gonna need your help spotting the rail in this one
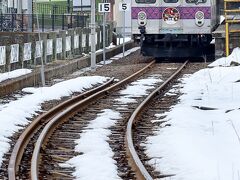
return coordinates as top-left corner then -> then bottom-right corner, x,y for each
8,77 -> 115,180
8,60 -> 155,180
126,61 -> 188,179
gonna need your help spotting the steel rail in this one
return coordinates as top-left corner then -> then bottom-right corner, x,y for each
8,78 -> 115,180
126,61 -> 188,180
29,60 -> 155,180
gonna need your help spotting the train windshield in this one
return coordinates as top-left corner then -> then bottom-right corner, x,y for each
135,0 -> 156,3
164,0 -> 178,2
186,0 -> 206,3
164,0 -> 178,3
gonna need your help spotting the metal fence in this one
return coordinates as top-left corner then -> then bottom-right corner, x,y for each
35,3 -> 71,15
0,13 -> 90,32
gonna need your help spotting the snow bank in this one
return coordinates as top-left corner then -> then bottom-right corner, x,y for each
0,69 -> 32,83
146,59 -> 240,179
0,76 -> 108,167
209,47 -> 240,67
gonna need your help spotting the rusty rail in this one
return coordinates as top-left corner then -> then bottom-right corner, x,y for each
30,60 -> 155,180
8,78 -> 115,180
8,60 -> 155,180
126,61 -> 188,180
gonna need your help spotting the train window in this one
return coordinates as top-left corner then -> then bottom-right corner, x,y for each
135,0 -> 156,3
164,0 -> 178,3
186,0 -> 206,4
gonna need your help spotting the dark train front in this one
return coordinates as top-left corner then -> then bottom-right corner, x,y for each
131,0 -> 220,58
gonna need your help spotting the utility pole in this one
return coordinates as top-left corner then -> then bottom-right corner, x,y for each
34,0 -> 46,86
90,0 -> 96,71
103,0 -> 106,64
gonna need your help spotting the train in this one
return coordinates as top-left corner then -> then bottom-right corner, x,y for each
131,0 -> 221,58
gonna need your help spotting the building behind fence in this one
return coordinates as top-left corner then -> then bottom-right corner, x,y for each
0,13 -> 90,32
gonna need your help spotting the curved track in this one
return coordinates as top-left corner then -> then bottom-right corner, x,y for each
8,60 -> 191,180
8,60 -> 155,180
125,61 -> 188,179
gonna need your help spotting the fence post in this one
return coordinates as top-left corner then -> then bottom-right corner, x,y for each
42,13 -> 44,32
52,14 -> 55,31
49,31 -> 57,61
62,14 -> 64,30
77,14 -> 80,27
86,28 -> 90,53
21,12 -> 24,31
70,13 -> 73,28
0,13 -> 3,31
68,28 -> 74,59
79,28 -> 83,55
6,45 -> 11,72
32,13 -> 34,32
11,14 -> 14,31
59,30 -> 66,60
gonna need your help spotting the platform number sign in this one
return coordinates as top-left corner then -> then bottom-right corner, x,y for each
98,3 -> 111,13
119,2 -> 130,11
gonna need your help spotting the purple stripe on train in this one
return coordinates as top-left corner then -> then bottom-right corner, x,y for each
132,7 -> 211,19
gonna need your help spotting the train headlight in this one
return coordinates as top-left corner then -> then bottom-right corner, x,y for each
138,11 -> 147,26
195,11 -> 204,27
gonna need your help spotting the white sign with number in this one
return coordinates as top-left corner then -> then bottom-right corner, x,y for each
46,39 -> 53,55
66,36 -> 71,52
35,41 -> 43,58
74,35 -> 79,49
119,2 -> 130,11
56,38 -> 62,54
82,34 -> 86,48
24,43 -> 31,61
0,46 -> 6,65
98,3 -> 111,13
10,44 -> 19,63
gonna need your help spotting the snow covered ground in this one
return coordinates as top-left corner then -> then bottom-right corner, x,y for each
61,75 -> 162,180
0,47 -> 139,169
1,45 -> 240,179
146,48 -> 240,180
0,76 -> 108,166
0,69 -> 32,83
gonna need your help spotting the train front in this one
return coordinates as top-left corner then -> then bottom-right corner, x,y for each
131,0 -> 218,58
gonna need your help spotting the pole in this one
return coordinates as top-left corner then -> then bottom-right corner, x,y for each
35,0 -> 46,86
90,0 -> 96,71
103,12 -> 106,64
122,10 -> 125,57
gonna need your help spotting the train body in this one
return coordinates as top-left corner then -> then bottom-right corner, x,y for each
131,0 -> 220,57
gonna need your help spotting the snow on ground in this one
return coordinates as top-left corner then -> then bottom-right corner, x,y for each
116,75 -> 162,104
146,48 -> 240,180
0,69 -> 32,83
62,109 -> 122,180
62,75 -> 163,179
0,76 -> 108,167
2,43 -> 240,179
209,47 -> 240,67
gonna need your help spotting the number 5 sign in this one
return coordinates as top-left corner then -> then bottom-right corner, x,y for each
119,2 -> 130,11
98,3 -> 111,13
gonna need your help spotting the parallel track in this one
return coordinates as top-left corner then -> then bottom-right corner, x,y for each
8,60 -> 155,180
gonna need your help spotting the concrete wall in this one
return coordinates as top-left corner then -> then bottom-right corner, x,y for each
0,40 -> 135,97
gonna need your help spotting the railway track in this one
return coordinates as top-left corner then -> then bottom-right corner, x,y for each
6,60 -> 199,180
